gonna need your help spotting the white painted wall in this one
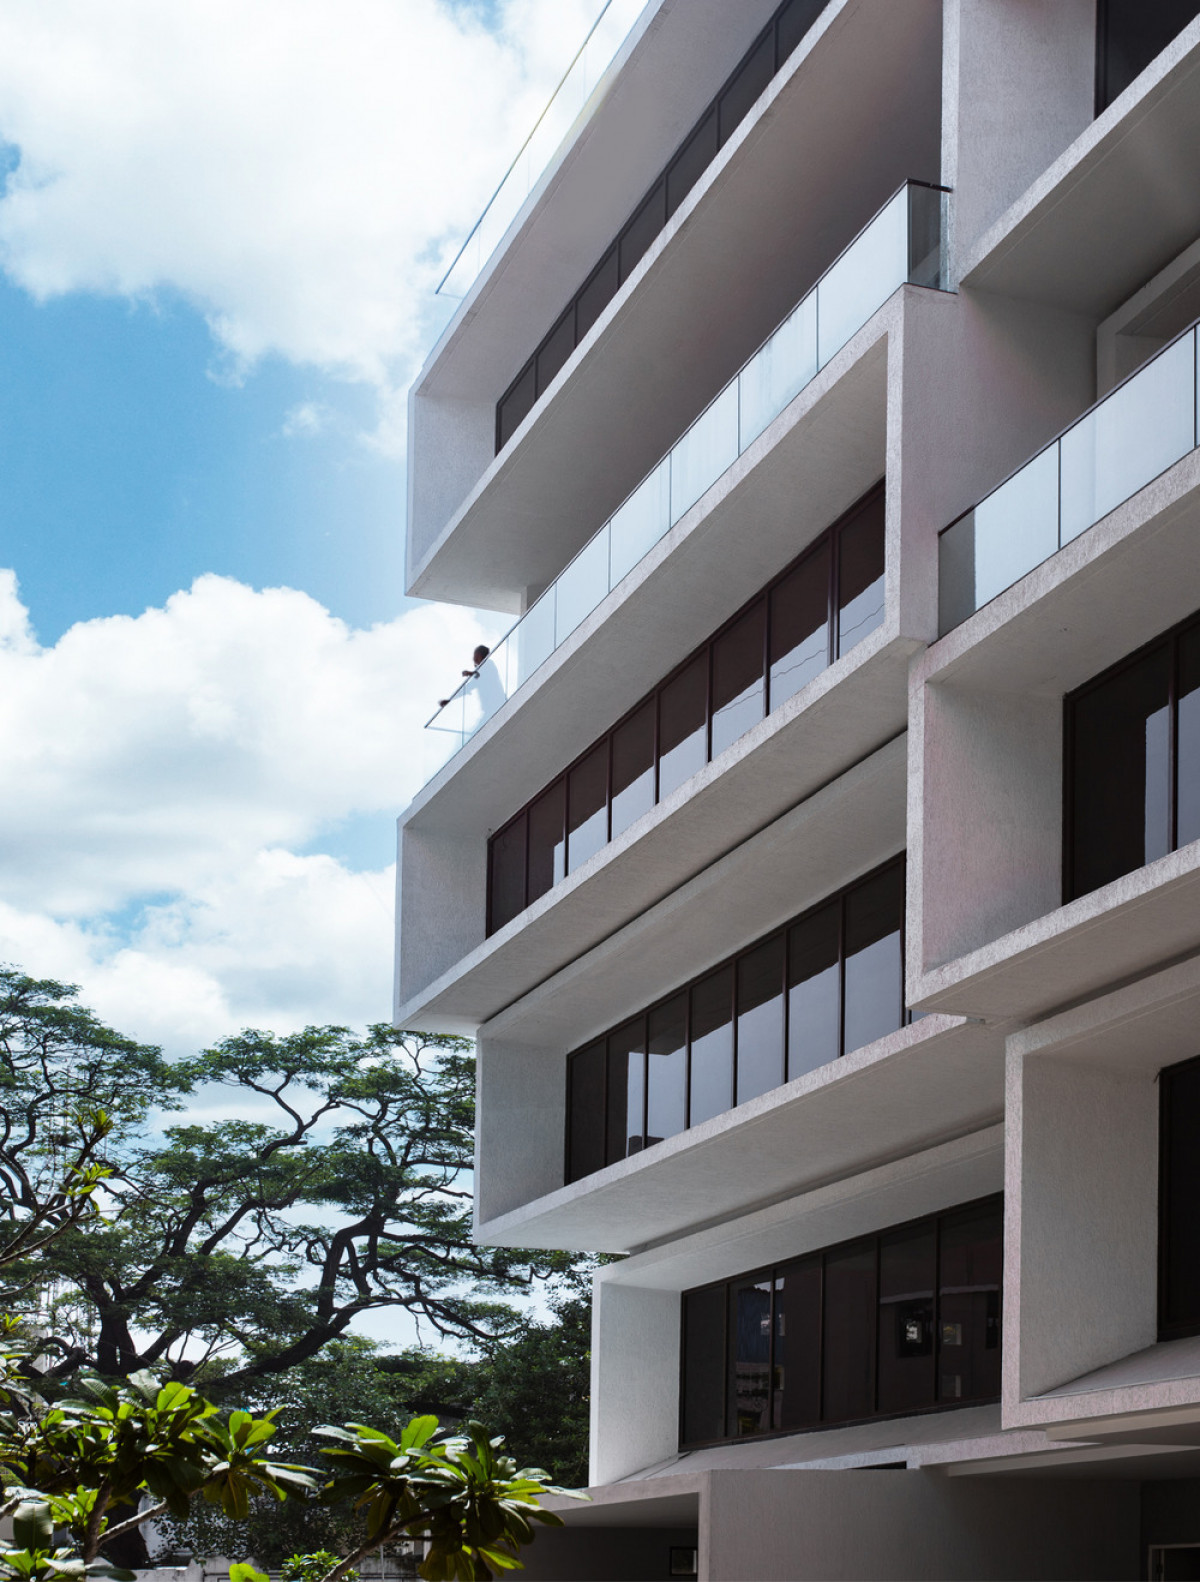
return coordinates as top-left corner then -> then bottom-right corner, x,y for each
590,1282 -> 681,1485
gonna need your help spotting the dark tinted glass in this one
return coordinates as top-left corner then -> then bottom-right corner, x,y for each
773,1256 -> 821,1430
822,1240 -> 876,1423
681,1286 -> 726,1445
877,1222 -> 935,1415
576,246 -> 619,341
843,865 -> 903,1055
1070,645 -> 1171,898
1177,627 -> 1200,848
689,968 -> 734,1126
1161,1058 -> 1200,1332
736,936 -> 784,1104
567,743 -> 608,874
606,1019 -> 646,1165
497,361 -> 536,450
526,780 -> 566,904
769,542 -> 829,709
1097,0 -> 1200,112
728,1278 -> 773,1437
938,1201 -> 1002,1402
666,107 -> 718,219
646,993 -> 688,1145
658,654 -> 708,799
836,491 -> 886,657
488,816 -> 527,933
567,1041 -> 606,1182
711,602 -> 766,757
718,30 -> 774,146
611,699 -> 656,838
536,306 -> 576,397
777,0 -> 829,62
787,901 -> 840,1078
619,178 -> 666,284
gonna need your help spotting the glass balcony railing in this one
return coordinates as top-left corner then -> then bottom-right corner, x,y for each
425,180 -> 949,783
939,323 -> 1200,635
437,0 -> 647,301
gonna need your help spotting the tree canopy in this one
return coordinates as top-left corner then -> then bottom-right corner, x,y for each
0,968 -> 572,1390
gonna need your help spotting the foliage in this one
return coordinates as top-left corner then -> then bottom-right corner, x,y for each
0,969 -> 573,1387
0,1335 -> 574,1582
0,968 -> 177,1302
283,1553 -> 356,1582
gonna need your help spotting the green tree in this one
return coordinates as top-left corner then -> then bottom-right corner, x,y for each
0,970 -> 570,1388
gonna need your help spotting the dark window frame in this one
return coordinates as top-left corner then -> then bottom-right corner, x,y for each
678,1194 -> 1003,1450
494,0 -> 834,454
1094,0 -> 1200,117
487,482 -> 885,934
564,853 -> 907,1184
1063,606 -> 1200,904
1159,1052 -> 1200,1341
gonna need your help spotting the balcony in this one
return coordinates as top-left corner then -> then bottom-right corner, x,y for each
938,319 -> 1200,635
425,180 -> 947,786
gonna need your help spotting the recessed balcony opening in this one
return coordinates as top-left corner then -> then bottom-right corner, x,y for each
1065,608 -> 1200,903
487,485 -> 885,936
565,857 -> 906,1184
679,1195 -> 1001,1449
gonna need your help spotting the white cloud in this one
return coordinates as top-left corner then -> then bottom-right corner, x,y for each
0,570 -> 499,1049
0,0 -> 608,435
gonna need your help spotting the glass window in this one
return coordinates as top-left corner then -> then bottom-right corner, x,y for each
836,491 -> 886,657
606,1019 -> 646,1165
611,699 -> 656,839
1160,1057 -> 1200,1335
567,743 -> 608,874
822,1239 -> 876,1424
619,178 -> 666,284
938,1201 -> 1002,1403
1069,645 -> 1172,899
787,901 -> 840,1079
843,865 -> 904,1055
576,247 -> 619,341
646,993 -> 688,1145
689,968 -> 734,1127
728,1277 -> 774,1437
488,816 -> 527,934
711,602 -> 766,758
769,542 -> 829,710
772,1256 -> 821,1431
567,1041 -> 606,1182
1176,626 -> 1200,849
658,654 -> 708,800
526,780 -> 566,905
777,0 -> 829,63
536,306 -> 576,397
666,107 -> 718,220
1097,0 -> 1200,113
497,360 -> 536,451
736,935 -> 785,1105
877,1222 -> 936,1416
682,1286 -> 726,1445
718,29 -> 774,147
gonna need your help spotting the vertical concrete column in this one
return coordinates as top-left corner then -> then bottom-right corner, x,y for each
590,1279 -> 680,1484
474,1033 -> 565,1227
942,0 -> 1095,276
1008,1047 -> 1158,1403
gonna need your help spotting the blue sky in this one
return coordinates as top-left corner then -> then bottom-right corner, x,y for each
0,0 -> 607,1056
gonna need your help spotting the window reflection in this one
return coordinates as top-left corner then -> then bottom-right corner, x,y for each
565,858 -> 905,1183
1066,611 -> 1200,901
681,1197 -> 1003,1448
488,484 -> 885,933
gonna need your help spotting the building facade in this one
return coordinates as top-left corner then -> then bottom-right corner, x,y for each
396,2 -> 1200,1576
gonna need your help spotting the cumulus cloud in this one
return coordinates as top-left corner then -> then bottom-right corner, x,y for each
0,570 -> 497,1048
0,0 -> 607,423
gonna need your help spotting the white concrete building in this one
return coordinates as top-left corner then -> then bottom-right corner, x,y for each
396,2 -> 1200,1575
